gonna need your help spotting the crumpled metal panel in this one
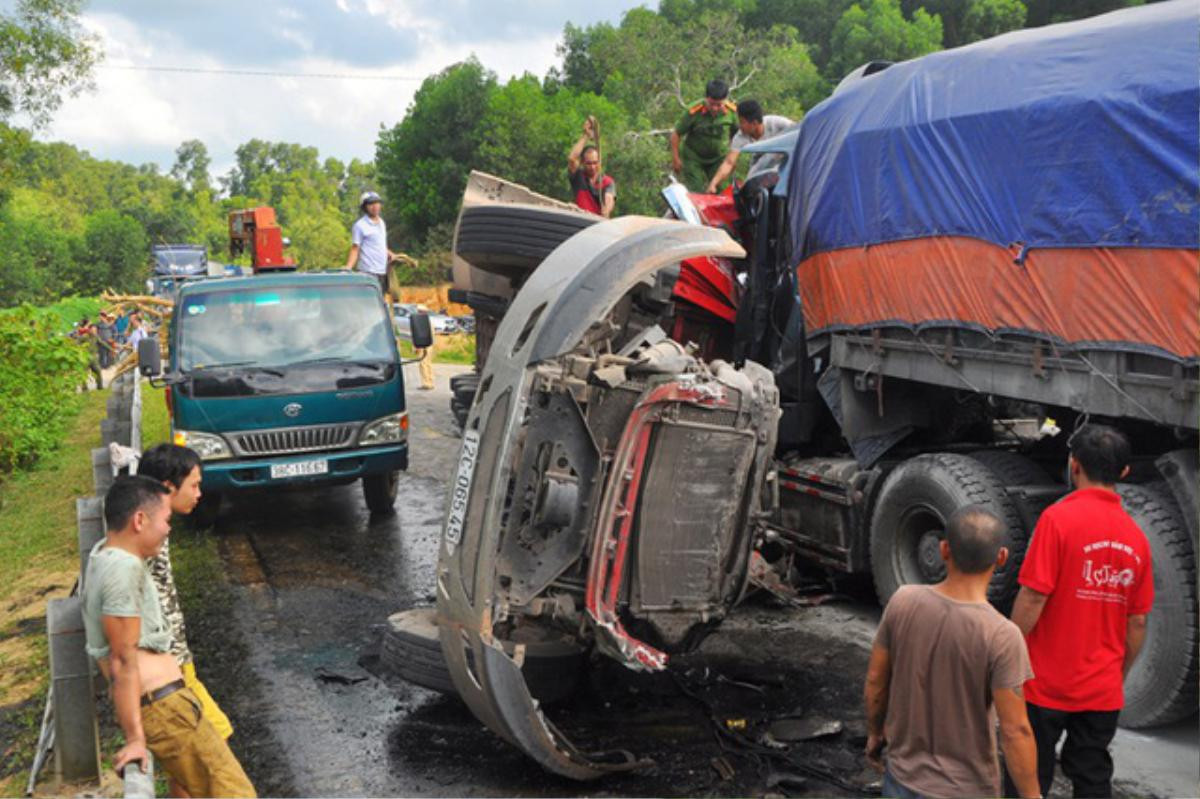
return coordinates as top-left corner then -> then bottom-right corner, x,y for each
436,217 -> 745,779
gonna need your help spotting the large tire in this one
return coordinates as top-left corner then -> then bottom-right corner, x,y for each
363,471 -> 399,516
455,205 -> 598,281
1117,483 -> 1198,728
870,453 -> 1026,609
381,607 -> 585,704
968,449 -> 1055,486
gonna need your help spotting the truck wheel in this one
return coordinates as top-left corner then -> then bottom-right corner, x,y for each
363,471 -> 399,516
968,449 -> 1054,486
870,453 -> 1025,608
455,205 -> 598,279
189,491 -> 222,529
1117,483 -> 1198,728
382,608 -> 585,704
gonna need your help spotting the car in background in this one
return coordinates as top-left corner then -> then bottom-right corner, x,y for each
394,303 -> 458,337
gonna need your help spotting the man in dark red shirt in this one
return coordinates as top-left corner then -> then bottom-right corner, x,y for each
567,118 -> 615,217
1009,424 -> 1152,798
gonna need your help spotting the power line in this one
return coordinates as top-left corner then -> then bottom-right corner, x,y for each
98,64 -> 423,81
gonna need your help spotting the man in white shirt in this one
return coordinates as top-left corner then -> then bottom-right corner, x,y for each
346,191 -> 401,302
705,100 -> 795,193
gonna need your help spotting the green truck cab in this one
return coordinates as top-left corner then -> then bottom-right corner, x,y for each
138,271 -> 431,523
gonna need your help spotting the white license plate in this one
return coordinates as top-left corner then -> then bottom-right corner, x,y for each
445,429 -> 480,547
270,459 -> 329,479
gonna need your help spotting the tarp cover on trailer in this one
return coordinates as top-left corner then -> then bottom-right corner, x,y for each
786,0 -> 1200,361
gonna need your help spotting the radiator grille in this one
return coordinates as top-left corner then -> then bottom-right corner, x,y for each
230,422 -> 359,457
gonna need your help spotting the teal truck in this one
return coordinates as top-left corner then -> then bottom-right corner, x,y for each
138,271 -> 432,523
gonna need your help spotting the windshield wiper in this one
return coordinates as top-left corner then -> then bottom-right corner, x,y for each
195,361 -> 284,377
287,357 -> 387,369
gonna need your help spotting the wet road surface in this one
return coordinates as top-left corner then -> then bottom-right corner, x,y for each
193,363 -> 1197,798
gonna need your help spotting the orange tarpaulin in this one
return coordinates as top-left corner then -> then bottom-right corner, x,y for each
797,237 -> 1199,361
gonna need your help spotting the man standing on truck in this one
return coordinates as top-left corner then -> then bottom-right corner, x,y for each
346,191 -> 402,303
567,118 -> 615,217
864,506 -> 1041,799
1009,425 -> 1152,799
82,476 -> 255,798
138,443 -> 236,798
704,100 -> 794,194
670,79 -> 739,193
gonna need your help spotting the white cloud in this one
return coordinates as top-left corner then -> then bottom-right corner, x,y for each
33,2 -> 625,180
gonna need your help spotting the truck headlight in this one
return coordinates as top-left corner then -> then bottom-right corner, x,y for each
172,430 -> 232,460
358,412 -> 408,446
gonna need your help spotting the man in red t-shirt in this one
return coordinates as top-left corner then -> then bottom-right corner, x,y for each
567,118 -> 615,217
1009,424 -> 1153,798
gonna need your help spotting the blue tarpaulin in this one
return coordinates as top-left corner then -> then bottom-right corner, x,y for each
788,0 -> 1200,260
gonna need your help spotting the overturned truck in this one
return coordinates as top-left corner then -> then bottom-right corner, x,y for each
401,1 -> 1199,779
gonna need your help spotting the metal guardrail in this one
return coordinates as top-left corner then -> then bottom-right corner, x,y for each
29,372 -> 149,796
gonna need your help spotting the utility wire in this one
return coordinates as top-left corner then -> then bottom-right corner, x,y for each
98,64 -> 422,81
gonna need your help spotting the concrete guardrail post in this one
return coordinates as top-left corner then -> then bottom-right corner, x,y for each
46,597 -> 101,784
91,448 -> 114,496
76,497 -> 105,586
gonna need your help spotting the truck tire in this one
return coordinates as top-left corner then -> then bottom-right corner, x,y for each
455,205 -> 598,280
1117,483 -> 1198,728
363,471 -> 399,516
968,449 -> 1055,486
382,607 -> 585,704
870,453 -> 1025,609
189,491 -> 222,529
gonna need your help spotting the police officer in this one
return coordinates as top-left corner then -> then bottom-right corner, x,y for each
670,79 -> 739,193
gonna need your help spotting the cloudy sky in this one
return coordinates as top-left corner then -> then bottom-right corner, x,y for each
30,1 -> 648,178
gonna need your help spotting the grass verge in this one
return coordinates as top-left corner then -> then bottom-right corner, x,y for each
0,387 -> 109,796
398,332 -> 475,365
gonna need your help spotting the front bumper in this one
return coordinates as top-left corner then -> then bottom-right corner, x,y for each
198,443 -> 408,491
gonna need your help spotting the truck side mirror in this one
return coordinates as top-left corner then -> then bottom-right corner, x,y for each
410,313 -> 434,350
137,337 -> 162,377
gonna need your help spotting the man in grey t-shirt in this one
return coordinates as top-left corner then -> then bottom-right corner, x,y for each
705,99 -> 794,193
863,505 -> 1042,799
346,191 -> 401,302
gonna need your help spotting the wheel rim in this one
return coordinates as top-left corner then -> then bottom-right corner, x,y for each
894,504 -> 947,584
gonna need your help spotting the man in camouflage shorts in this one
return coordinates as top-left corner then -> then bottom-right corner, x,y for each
139,444 -> 236,796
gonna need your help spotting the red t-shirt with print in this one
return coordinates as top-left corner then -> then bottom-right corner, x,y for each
1019,488 -> 1154,711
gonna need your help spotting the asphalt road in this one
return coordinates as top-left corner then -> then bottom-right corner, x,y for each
195,362 -> 1198,799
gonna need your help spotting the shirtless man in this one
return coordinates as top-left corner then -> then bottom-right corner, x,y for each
82,475 -> 255,797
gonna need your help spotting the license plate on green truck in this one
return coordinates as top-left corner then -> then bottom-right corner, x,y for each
270,459 -> 329,479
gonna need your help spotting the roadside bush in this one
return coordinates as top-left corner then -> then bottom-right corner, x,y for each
0,305 -> 92,472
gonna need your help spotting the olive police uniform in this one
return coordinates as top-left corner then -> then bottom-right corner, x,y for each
674,99 -> 738,192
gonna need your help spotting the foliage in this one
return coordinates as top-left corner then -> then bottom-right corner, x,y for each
829,0 -> 944,79
0,0 -> 99,128
80,209 -> 148,295
375,59 -> 497,243
961,0 -> 1027,42
0,305 -> 91,471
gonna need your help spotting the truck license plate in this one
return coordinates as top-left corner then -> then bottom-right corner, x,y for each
445,429 -> 480,547
270,459 -> 329,479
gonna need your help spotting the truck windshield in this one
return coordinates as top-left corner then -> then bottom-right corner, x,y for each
178,284 -> 394,372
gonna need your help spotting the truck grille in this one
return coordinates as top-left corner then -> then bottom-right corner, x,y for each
229,422 -> 360,457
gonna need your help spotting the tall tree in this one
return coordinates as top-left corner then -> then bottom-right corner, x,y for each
375,58 -> 497,243
80,209 -> 147,294
828,0 -> 943,80
0,0 -> 99,128
961,0 -> 1026,42
171,139 -> 212,194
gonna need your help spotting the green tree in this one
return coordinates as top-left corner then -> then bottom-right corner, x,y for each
961,0 -> 1026,42
1024,0 -> 1142,27
0,0 -> 99,127
375,58 -> 497,244
744,0 -> 856,72
828,0 -> 943,80
80,209 -> 147,294
171,139 -> 212,194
